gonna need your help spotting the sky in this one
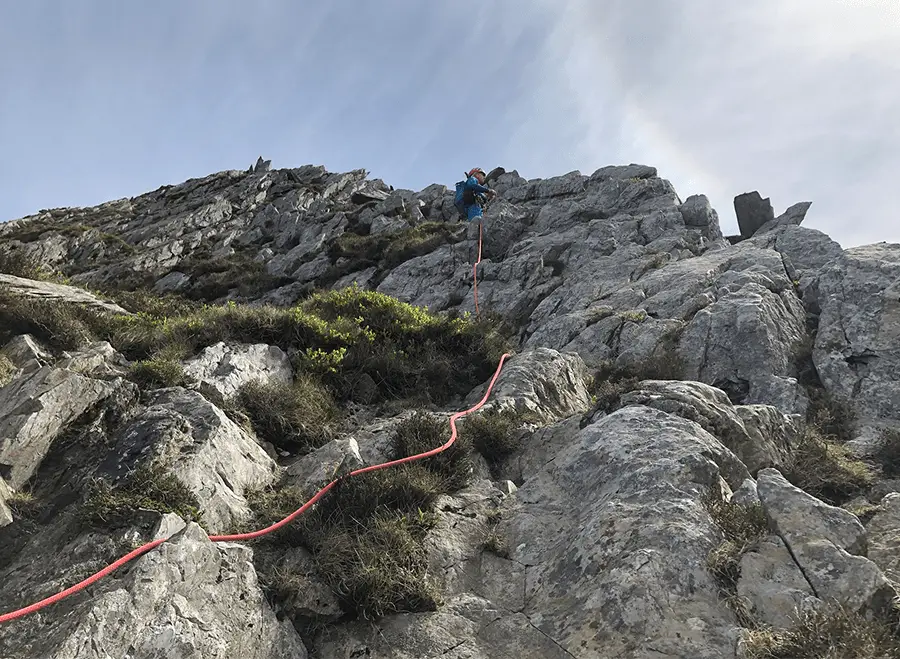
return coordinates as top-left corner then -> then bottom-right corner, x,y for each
1,1 -> 898,248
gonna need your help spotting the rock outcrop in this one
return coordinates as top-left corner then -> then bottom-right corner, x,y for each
1,158 -> 898,658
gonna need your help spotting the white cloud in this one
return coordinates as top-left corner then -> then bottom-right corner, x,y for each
529,0 -> 900,246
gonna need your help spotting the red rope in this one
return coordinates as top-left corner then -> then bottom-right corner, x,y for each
473,220 -> 483,316
0,352 -> 512,623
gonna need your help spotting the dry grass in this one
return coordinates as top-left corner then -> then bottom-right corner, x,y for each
585,350 -> 686,417
323,222 -> 464,288
782,425 -> 876,506
0,353 -> 16,387
876,429 -> 900,478
80,463 -> 203,530
702,488 -> 770,601
246,464 -> 445,619
458,407 -> 536,474
236,376 -> 337,453
741,603 -> 900,659
391,411 -> 474,492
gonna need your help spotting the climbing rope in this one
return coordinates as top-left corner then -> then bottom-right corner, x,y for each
0,352 -> 511,624
473,220 -> 483,316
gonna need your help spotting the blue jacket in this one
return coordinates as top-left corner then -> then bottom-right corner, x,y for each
463,176 -> 491,220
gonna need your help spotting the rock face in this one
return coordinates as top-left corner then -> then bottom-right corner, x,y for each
182,342 -> 293,399
1,159 -> 899,658
467,347 -> 592,423
103,388 -> 279,534
814,243 -> 900,447
618,380 -> 798,474
0,363 -> 123,489
755,469 -> 896,616
4,520 -> 307,659
0,273 -> 129,315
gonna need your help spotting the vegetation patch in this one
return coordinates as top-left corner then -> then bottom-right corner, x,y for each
322,222 -> 464,288
0,353 -> 16,387
4,491 -> 43,523
127,357 -> 188,390
481,505 -> 510,558
391,411 -> 474,492
792,335 -> 857,443
236,376 -> 337,454
703,489 -> 770,596
0,219 -> 91,244
80,463 -> 203,530
459,407 -> 536,475
782,424 -> 876,506
0,248 -> 46,279
2,284 -> 510,406
741,604 -> 900,659
584,350 -> 686,418
246,464 -> 445,619
171,248 -> 293,302
0,287 -> 97,353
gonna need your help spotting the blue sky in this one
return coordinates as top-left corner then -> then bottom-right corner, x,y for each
2,1 -> 898,247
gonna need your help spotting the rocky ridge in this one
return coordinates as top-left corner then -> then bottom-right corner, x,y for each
0,158 -> 898,658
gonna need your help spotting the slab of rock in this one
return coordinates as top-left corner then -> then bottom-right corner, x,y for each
737,535 -> 819,628
105,388 -> 279,533
0,273 -> 129,315
814,243 -> 900,439
284,438 -> 364,495
0,366 -> 122,489
55,341 -> 128,379
7,523 -> 307,659
680,277 -> 807,413
757,468 -> 897,615
755,201 -> 812,236
182,341 -> 293,400
465,348 -> 591,423
618,380 -> 797,474
867,493 -> 900,585
503,407 -> 750,657
680,194 -> 724,242
734,191 -> 774,239
0,477 -> 12,527
1,334 -> 53,372
731,477 -> 760,506
757,468 -> 867,554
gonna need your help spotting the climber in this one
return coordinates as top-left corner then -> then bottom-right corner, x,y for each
454,168 -> 497,222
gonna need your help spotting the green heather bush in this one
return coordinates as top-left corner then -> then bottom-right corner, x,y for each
1,284 -> 511,405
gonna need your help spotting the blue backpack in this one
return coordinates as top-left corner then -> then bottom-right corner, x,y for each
454,175 -> 477,219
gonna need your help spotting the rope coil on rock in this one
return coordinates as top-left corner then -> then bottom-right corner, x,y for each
0,352 -> 511,624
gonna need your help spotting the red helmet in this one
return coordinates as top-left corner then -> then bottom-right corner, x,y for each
467,167 -> 486,179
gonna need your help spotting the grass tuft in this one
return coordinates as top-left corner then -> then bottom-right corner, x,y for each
702,488 -> 770,601
80,463 -> 203,530
246,464 -> 444,619
741,603 -> 900,659
782,425 -> 875,506
391,411 -> 474,492
236,376 -> 337,453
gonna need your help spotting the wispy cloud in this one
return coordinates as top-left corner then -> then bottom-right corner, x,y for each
1,1 -> 897,248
